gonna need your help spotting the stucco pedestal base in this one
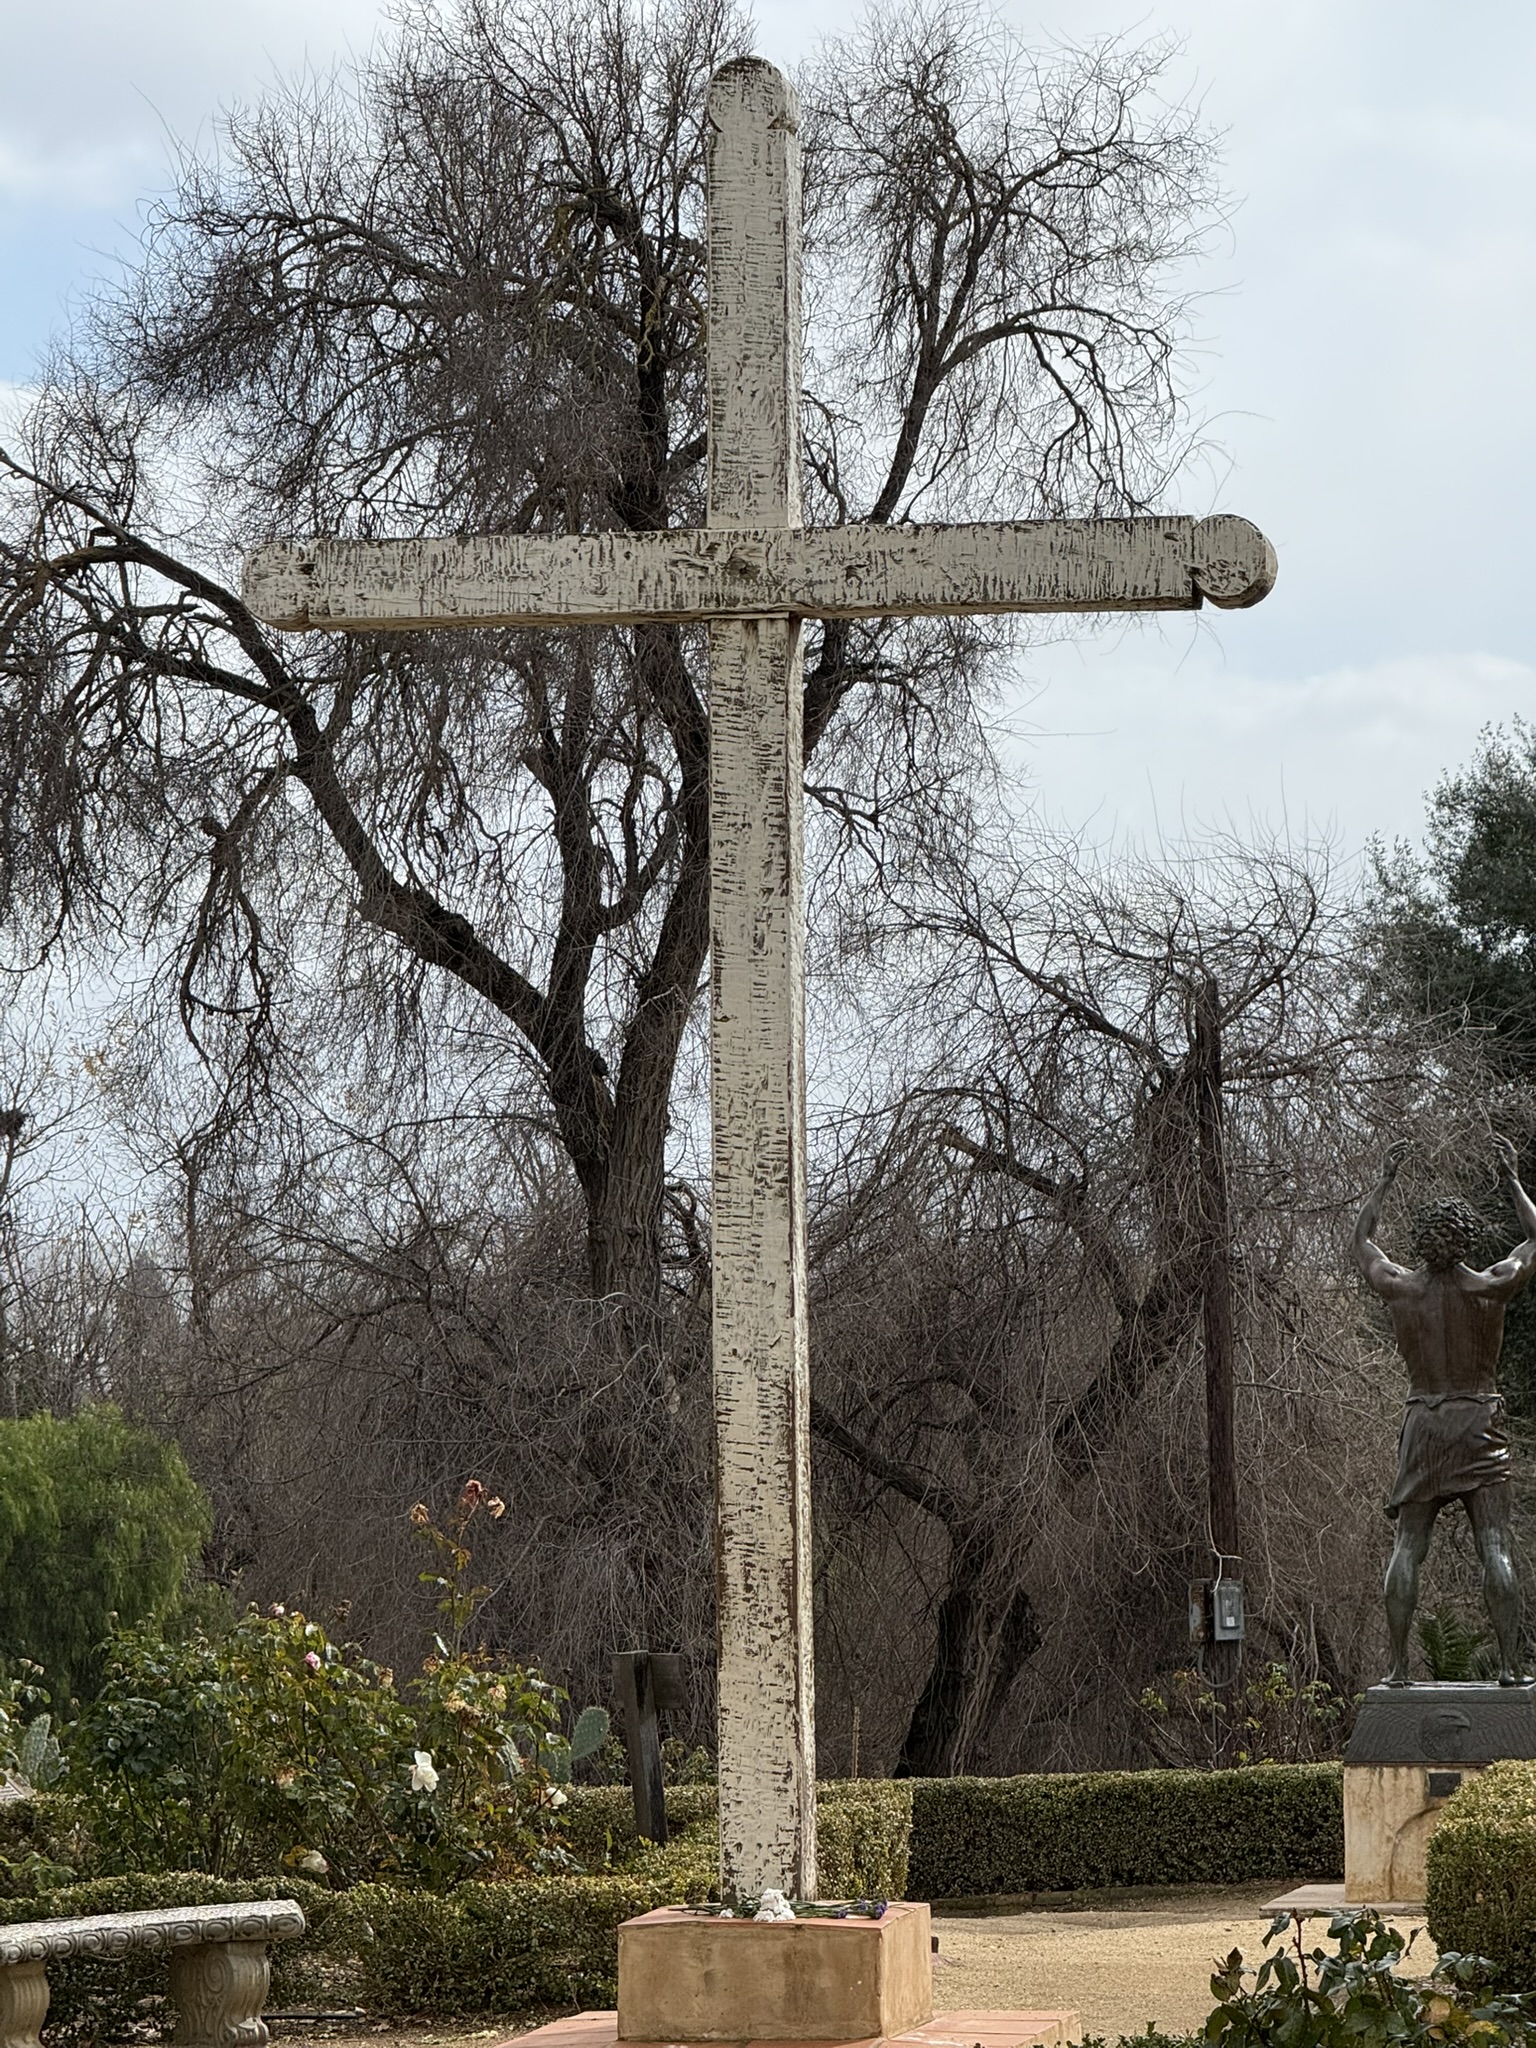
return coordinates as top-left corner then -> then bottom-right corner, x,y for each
617,1906 -> 933,2043
1343,1764 -> 1480,1905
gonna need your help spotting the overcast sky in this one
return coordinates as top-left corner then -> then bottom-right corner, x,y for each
3,0 -> 1532,861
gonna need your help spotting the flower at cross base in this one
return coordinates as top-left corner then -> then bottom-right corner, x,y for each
410,1750 -> 439,1793
297,1849 -> 329,1875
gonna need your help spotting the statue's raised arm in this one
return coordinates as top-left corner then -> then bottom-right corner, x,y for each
1354,1140 -> 1413,1297
1471,1136 -> 1536,1301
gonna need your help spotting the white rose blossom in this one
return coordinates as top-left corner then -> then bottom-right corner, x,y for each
409,1750 -> 439,1793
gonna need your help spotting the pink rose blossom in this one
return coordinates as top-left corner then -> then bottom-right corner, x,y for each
304,1651 -> 321,1671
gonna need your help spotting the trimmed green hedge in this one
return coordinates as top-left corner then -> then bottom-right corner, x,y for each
818,1779 -> 912,1899
561,1784 -> 718,1869
906,1764 -> 1344,1897
562,1780 -> 910,1898
344,1842 -> 716,2015
1427,1760 -> 1536,1988
0,1788 -> 913,2035
0,1873 -> 338,2044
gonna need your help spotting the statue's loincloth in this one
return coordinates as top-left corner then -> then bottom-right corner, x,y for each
1386,1391 -> 1511,1516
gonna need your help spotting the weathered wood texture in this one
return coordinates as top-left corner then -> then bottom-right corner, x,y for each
235,47 -> 1279,1915
614,1654 -> 671,1851
705,57 -> 817,1907
244,515 -> 1275,632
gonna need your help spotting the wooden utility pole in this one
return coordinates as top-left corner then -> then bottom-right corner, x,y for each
1194,974 -> 1241,1687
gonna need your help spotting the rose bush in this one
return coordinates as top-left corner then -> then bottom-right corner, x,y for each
71,1607 -> 575,1887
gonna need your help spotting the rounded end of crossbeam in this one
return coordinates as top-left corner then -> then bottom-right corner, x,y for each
243,543 -> 315,631
707,57 -> 800,132
1192,515 -> 1277,609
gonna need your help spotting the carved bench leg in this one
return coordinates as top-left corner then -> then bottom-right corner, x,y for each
169,1941 -> 273,2048
0,1960 -> 49,2048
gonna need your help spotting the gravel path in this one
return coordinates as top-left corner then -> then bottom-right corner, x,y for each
931,1888 -> 1436,2041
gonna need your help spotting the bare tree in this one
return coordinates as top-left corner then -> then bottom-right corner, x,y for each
0,0 -> 1218,1327
0,830 -> 1512,1767
809,828 -> 1421,1774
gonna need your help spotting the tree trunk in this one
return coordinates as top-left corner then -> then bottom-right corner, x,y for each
585,1122 -> 667,1317
894,1526 -> 1040,1775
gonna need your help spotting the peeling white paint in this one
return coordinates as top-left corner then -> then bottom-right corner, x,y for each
705,58 -> 816,1907
238,52 -> 1277,1910
244,515 -> 1276,632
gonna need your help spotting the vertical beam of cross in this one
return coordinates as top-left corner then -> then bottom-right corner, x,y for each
705,58 -> 817,1905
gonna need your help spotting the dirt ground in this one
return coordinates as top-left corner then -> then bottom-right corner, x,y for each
268,1887 -> 1437,2048
928,1887 -> 1436,2039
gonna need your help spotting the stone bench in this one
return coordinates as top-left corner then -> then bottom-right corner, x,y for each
0,1898 -> 306,2048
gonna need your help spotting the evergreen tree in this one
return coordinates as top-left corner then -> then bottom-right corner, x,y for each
1369,720 -> 1536,1077
0,1408 -> 209,1703
1368,721 -> 1536,1412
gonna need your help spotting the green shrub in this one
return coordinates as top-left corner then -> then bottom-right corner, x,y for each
1427,1760 -> 1536,1988
906,1764 -> 1343,1897
343,1842 -> 718,2015
561,1784 -> 719,1869
0,1408 -> 209,1704
818,1780 -> 912,1899
561,1780 -> 910,1898
0,1872 -> 336,2044
0,1791 -> 91,1897
73,1609 -> 571,1887
1205,1906 -> 1532,2048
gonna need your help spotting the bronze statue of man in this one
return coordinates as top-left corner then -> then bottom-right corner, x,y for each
1354,1135 -> 1536,1686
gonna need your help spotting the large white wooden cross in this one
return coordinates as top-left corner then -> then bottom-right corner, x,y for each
245,57 -> 1275,1903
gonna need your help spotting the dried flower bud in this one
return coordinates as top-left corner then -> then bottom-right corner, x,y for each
487,1496 -> 506,1519
408,1503 -> 431,1527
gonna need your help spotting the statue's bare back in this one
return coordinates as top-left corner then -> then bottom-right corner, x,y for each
1377,1267 -> 1513,1399
1353,1135 -> 1536,1685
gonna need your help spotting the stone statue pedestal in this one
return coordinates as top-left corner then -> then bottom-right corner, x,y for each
1341,1682 -> 1536,1902
503,1905 -> 1079,2048
618,1905 -> 934,2042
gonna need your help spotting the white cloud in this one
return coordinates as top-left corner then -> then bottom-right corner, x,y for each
0,0 -> 387,210
0,383 -> 37,453
1010,633 -> 1534,855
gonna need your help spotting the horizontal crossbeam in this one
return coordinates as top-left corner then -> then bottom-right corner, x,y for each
244,515 -> 1275,633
